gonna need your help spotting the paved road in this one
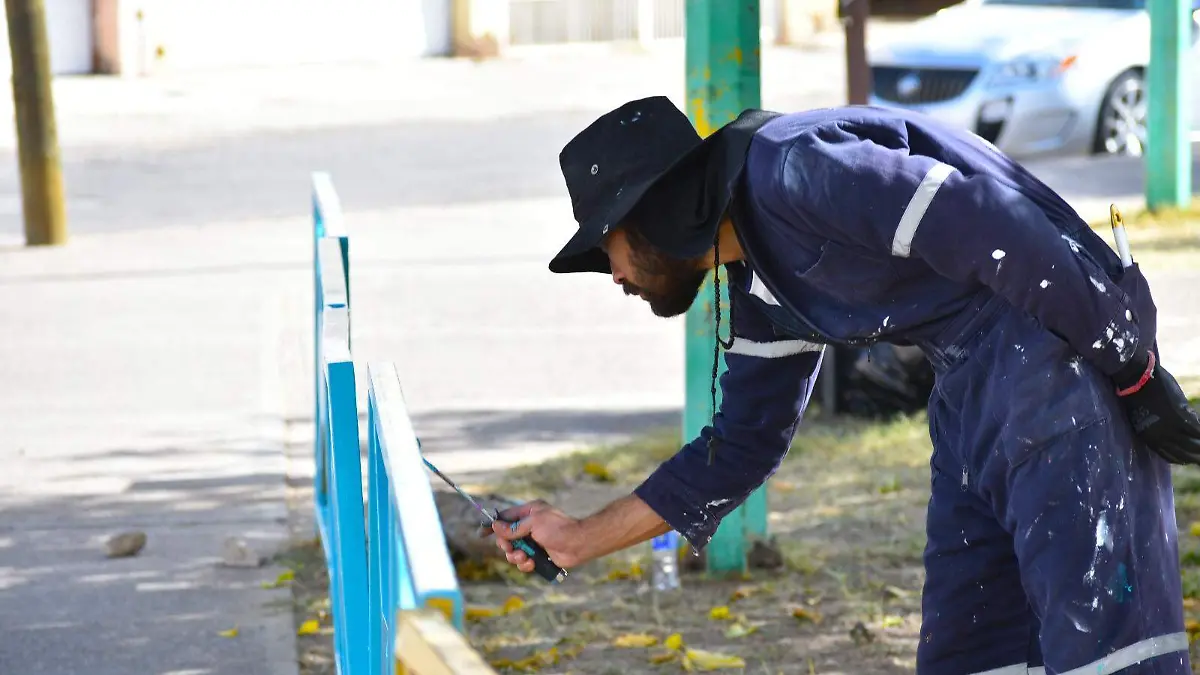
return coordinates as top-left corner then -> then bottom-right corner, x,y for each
0,46 -> 849,240
0,41 -> 1198,675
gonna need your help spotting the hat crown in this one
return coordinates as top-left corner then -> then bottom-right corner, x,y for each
559,96 -> 701,227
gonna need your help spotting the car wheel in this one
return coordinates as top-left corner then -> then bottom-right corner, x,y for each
1093,69 -> 1147,156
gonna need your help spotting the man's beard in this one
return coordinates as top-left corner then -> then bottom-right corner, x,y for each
624,245 -> 709,318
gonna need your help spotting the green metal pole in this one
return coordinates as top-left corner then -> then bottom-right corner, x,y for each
1145,0 -> 1192,211
684,0 -> 764,576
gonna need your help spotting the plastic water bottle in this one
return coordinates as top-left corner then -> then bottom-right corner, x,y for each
650,531 -> 681,592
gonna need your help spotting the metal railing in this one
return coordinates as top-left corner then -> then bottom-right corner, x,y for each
313,172 -> 370,675
310,172 -> 494,675
366,362 -> 471,670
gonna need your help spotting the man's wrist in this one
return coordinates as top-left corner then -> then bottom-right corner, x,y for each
1114,347 -> 1155,396
575,493 -> 670,563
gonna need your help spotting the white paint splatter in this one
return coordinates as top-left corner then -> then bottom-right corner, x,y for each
1126,309 -> 1133,321
883,315 -> 890,327
1068,357 -> 1083,375
1067,610 -> 1092,633
1061,235 -> 1082,253
992,249 -> 1006,260
1040,279 -> 1051,289
706,498 -> 731,508
1089,277 -> 1108,293
1096,514 -> 1113,551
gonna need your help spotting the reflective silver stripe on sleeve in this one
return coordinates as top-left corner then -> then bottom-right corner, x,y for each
969,665 -> 1034,675
725,338 -> 823,359
748,272 -> 781,306
1057,633 -> 1188,675
891,161 -> 956,258
966,633 -> 1188,675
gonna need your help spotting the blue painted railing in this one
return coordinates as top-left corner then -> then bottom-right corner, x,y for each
313,174 -> 369,675
366,362 -> 466,667
310,173 -> 481,675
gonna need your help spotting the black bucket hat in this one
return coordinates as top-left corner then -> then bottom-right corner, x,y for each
549,96 -> 780,274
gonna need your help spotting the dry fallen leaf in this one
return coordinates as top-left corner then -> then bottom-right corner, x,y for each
683,648 -> 746,671
880,615 -> 904,628
262,570 -> 295,589
490,646 -> 562,671
1191,521 -> 1200,537
218,627 -> 239,638
729,585 -> 760,602
502,595 -> 526,614
298,619 -> 320,635
664,633 -> 685,651
649,649 -> 679,665
466,606 -> 501,620
582,461 -> 614,482
466,595 -> 526,621
613,633 -> 659,648
600,560 -> 643,582
723,623 -> 758,639
791,607 -> 823,624
708,606 -> 731,620
850,621 -> 875,646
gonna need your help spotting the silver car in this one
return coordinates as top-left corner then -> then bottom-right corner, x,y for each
867,0 -> 1200,159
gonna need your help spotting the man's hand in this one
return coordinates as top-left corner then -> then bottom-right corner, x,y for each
1115,349 -> 1200,465
487,494 -> 672,575
490,500 -> 591,572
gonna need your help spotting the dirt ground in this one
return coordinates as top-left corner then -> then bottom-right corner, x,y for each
460,412 -> 932,675
279,393 -> 1200,675
456,396 -> 1200,675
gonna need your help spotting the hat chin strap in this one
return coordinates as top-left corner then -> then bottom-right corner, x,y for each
707,236 -> 736,466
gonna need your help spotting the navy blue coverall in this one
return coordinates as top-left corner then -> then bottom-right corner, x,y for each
633,107 -> 1188,674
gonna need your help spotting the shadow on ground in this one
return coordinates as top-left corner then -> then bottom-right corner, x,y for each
0,439 -> 296,675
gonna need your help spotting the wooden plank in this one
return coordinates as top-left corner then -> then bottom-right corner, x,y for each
395,611 -> 497,675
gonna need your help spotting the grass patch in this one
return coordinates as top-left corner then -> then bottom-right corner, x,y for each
464,383 -> 1200,673
464,408 -> 934,674
494,428 -> 682,499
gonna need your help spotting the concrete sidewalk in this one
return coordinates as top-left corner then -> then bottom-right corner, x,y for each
0,50 -> 1197,675
0,230 -> 301,675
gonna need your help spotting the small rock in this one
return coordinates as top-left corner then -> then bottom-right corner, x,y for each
747,537 -> 784,570
106,531 -> 147,558
221,536 -> 267,568
850,621 -> 875,646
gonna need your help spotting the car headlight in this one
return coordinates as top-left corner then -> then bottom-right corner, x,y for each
989,55 -> 1077,86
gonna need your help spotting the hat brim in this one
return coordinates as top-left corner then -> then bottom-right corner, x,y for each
547,175 -> 661,274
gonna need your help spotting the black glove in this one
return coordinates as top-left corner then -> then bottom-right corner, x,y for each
1114,348 -> 1200,465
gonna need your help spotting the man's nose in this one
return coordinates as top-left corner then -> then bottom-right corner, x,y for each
611,271 -> 624,285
